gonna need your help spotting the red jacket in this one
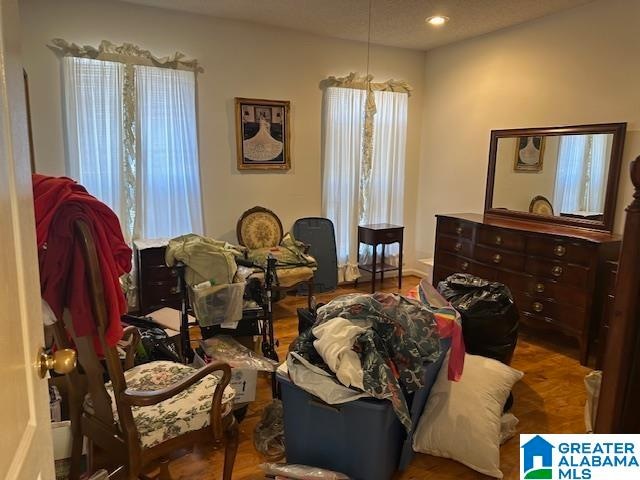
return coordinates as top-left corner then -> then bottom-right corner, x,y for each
33,174 -> 131,347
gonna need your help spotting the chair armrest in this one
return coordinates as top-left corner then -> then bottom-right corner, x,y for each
119,361 -> 231,408
121,326 -> 141,371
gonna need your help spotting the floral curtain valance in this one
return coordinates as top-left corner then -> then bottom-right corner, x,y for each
322,73 -> 411,223
49,39 -> 203,73
320,72 -> 412,95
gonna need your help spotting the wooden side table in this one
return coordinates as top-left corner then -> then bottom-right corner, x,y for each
356,223 -> 404,293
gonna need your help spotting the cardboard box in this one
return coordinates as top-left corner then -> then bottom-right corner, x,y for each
192,349 -> 258,403
229,368 -> 257,403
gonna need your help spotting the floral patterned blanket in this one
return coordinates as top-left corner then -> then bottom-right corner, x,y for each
290,292 -> 441,430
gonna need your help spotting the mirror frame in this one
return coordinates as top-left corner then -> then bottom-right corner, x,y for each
484,122 -> 627,232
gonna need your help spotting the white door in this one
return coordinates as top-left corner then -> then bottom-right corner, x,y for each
0,0 -> 55,478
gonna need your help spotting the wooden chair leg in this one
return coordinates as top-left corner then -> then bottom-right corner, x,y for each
222,417 -> 239,480
86,438 -> 95,474
307,278 -> 314,310
158,458 -> 171,480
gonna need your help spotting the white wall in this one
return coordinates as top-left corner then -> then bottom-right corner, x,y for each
19,0 -> 425,269
415,0 -> 640,269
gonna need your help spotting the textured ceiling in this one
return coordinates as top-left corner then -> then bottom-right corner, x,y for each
116,0 -> 593,51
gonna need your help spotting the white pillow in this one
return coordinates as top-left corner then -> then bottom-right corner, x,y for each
412,353 -> 524,478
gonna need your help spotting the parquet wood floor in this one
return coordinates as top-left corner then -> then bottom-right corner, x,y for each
163,276 -> 590,479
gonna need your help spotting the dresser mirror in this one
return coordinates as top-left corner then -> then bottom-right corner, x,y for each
485,123 -> 626,232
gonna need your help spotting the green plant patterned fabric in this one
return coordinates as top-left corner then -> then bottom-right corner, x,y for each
291,292 -> 441,431
85,361 -> 235,448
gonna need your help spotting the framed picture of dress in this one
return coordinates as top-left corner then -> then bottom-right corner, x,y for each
235,98 -> 291,170
514,135 -> 545,172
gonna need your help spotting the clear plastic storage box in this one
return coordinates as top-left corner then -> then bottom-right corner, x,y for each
190,281 -> 245,326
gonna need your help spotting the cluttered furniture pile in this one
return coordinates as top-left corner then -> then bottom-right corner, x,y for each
38,173 -> 526,480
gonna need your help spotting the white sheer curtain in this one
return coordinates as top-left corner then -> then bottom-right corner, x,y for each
322,87 -> 366,282
63,57 -> 126,224
360,90 -> 407,266
586,134 -> 609,212
553,135 -> 588,214
135,66 -> 203,239
553,134 -> 608,214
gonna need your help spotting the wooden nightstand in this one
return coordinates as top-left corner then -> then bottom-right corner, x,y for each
356,223 -> 404,293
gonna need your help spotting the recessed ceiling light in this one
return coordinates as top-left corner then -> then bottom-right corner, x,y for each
426,15 -> 449,26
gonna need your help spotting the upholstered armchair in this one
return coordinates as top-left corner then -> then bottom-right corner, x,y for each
59,221 -> 239,480
236,206 -> 316,308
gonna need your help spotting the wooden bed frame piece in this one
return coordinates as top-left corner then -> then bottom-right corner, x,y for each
597,156 -> 640,433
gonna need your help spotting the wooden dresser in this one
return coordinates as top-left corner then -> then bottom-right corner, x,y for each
432,213 -> 621,364
135,243 -> 181,315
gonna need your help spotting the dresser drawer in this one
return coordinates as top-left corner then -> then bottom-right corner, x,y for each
477,226 -> 525,252
438,217 -> 474,240
138,247 -> 168,267
437,234 -> 473,257
524,257 -> 590,289
526,236 -> 593,266
142,264 -> 178,283
514,292 -> 587,333
435,251 -> 498,281
139,282 -> 182,312
475,245 -> 525,271
497,271 -> 589,309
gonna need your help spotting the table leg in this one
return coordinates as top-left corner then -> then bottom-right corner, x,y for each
398,240 -> 403,290
355,242 -> 360,287
371,244 -> 377,294
381,244 -> 385,287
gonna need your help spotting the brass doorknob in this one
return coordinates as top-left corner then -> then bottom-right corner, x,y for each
38,348 -> 77,379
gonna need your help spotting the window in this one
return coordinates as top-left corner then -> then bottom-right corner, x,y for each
322,87 -> 407,281
62,57 -> 203,241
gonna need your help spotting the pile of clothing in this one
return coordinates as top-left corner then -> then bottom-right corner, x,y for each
286,291 -> 463,430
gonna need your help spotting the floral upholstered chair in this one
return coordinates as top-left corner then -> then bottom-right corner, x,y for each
61,221 -> 239,480
236,206 -> 316,308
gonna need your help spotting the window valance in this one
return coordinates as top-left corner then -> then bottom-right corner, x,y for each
49,39 -> 203,73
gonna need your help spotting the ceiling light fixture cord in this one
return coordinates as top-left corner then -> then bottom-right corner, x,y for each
366,0 -> 372,80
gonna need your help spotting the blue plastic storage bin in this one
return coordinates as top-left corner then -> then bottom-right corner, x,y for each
279,337 -> 451,480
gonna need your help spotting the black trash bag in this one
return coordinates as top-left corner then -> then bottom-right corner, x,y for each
437,273 -> 519,365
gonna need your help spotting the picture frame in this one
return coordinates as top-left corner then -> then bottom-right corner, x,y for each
513,135 -> 545,172
235,97 -> 291,170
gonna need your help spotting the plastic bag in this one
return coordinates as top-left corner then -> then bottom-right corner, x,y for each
438,273 -> 519,364
200,335 -> 278,371
260,463 -> 350,480
254,399 -> 285,460
500,413 -> 519,444
584,370 -> 602,433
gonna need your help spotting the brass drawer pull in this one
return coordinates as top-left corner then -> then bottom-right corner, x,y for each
532,301 -> 544,313
170,269 -> 178,277
170,286 -> 179,294
551,265 -> 563,277
456,226 -> 463,235
495,235 -> 503,246
535,282 -> 545,293
554,245 -> 567,257
455,242 -> 462,252
461,261 -> 469,271
492,253 -> 502,264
